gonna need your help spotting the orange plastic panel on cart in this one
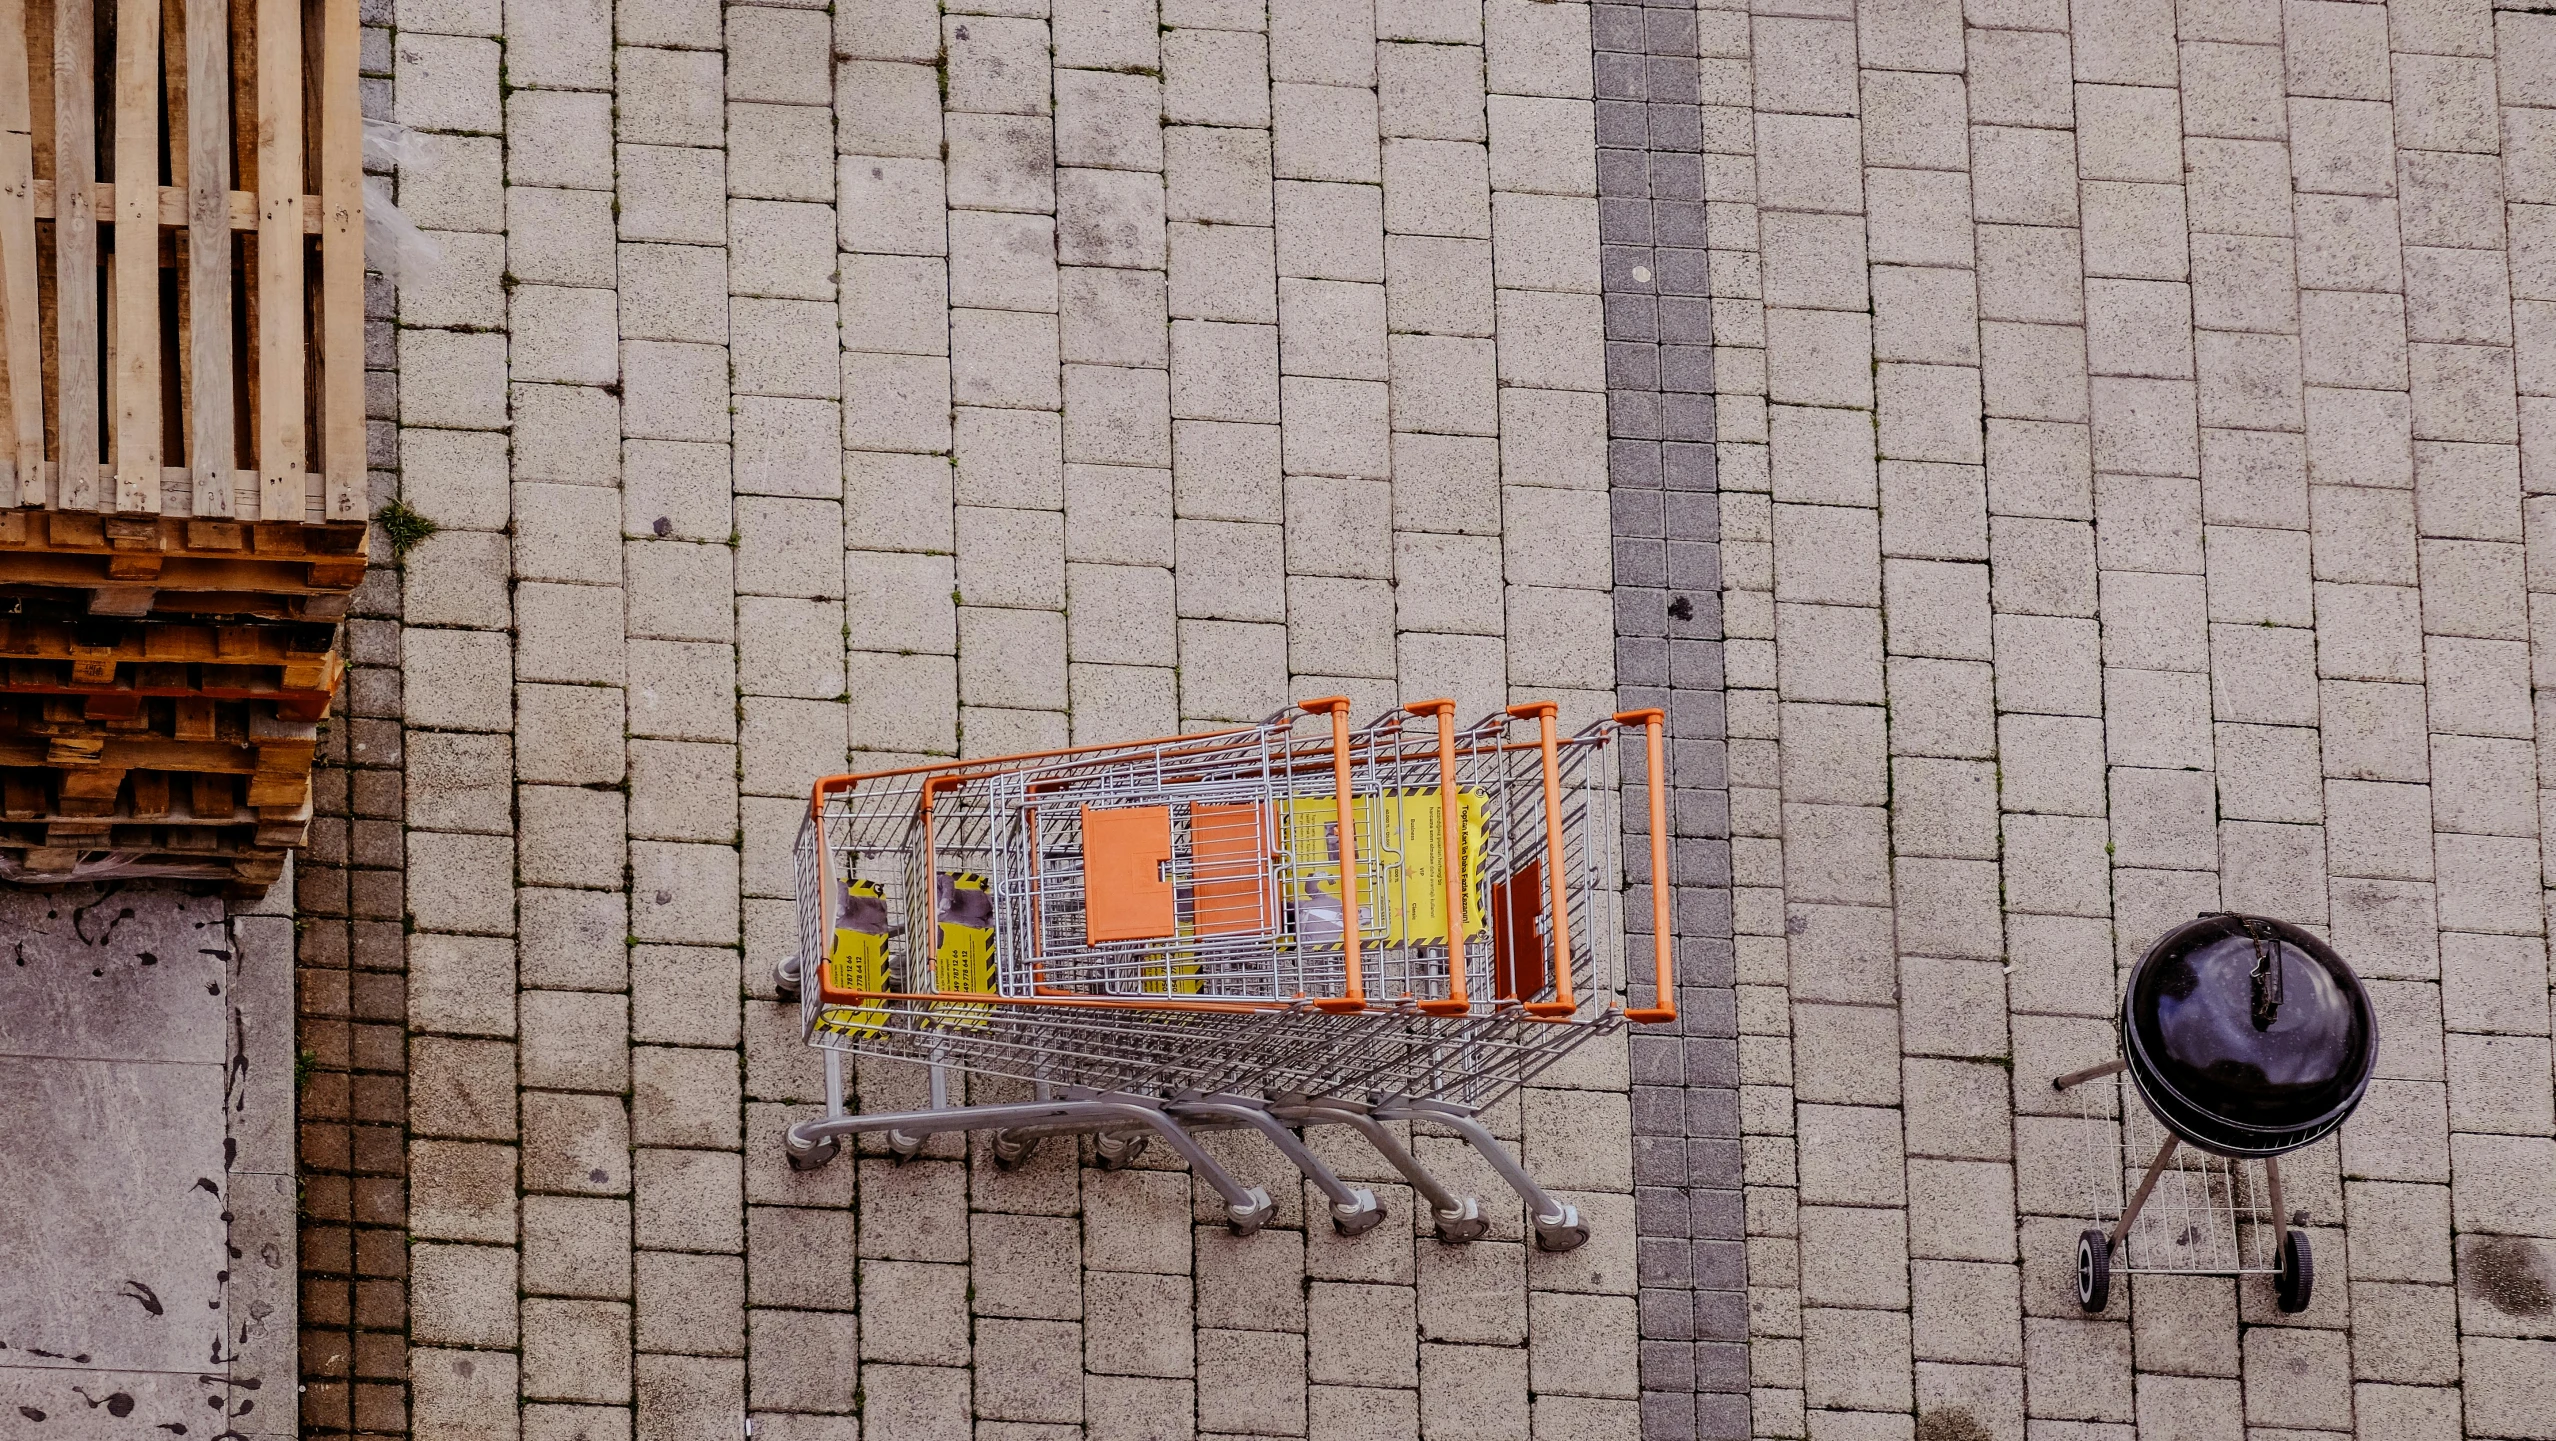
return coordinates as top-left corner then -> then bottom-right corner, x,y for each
1189,802 -> 1276,936
1084,805 -> 1177,942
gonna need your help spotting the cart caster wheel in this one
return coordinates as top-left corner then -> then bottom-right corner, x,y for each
785,1137 -> 839,1172
1226,1187 -> 1276,1237
2076,1229 -> 2112,1313
1533,1204 -> 1589,1253
2275,1231 -> 2313,1314
1331,1188 -> 1386,1236
886,1130 -> 924,1162
990,1131 -> 1041,1170
773,953 -> 803,1002
1093,1131 -> 1149,1170
1433,1198 -> 1488,1244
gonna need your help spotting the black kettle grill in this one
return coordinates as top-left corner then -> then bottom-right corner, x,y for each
2056,913 -> 2379,1314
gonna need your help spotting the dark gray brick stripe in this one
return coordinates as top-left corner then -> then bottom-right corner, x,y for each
1593,2 -> 1741,1437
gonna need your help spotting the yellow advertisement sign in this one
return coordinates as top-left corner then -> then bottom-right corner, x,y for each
818,877 -> 891,1039
930,871 -> 997,1027
1279,788 -> 1488,945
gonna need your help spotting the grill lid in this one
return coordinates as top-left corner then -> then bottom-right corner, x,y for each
2120,913 -> 2377,1158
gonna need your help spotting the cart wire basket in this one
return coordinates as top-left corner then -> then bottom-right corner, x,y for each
773,698 -> 1678,1251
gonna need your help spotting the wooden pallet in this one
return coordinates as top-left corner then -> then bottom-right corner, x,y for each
0,0 -> 365,527
0,756 -> 312,816
1,507 -> 366,570
1,655 -> 336,713
0,764 -> 307,838
0,691 -> 319,800
0,574 -> 347,618
0,834 -> 287,891
0,535 -> 365,590
0,609 -> 338,692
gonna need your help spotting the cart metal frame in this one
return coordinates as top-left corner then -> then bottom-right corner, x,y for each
772,698 -> 1680,1253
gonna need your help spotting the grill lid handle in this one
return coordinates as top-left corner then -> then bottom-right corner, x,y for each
2241,917 -> 2283,1029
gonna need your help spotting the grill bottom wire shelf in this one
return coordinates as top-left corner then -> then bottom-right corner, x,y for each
771,952 -> 1622,1250
2053,1059 -> 2312,1314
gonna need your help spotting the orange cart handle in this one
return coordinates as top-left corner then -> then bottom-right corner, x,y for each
1507,703 -> 1578,1018
1303,697 -> 1366,1013
1613,708 -> 1676,1024
1398,699 -> 1472,1017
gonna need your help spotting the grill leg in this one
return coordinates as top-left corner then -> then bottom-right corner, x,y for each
2265,1154 -> 2288,1262
1390,1099 -> 1589,1253
2113,1133 -> 2179,1249
1172,1096 -> 1384,1236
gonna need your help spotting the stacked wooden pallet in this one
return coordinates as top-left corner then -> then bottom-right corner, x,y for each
0,0 -> 364,895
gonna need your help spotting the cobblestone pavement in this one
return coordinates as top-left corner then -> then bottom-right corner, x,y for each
375,0 -> 1673,1436
328,0 -> 2556,1436
1715,1 -> 2556,1438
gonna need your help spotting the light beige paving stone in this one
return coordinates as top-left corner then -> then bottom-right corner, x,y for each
387,0 -> 2556,1431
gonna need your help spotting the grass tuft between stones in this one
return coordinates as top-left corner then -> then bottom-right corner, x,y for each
375,498 -> 440,564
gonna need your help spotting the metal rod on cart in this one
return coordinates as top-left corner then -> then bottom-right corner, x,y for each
2115,1133 -> 2179,1248
1387,1099 -> 1580,1231
1619,709 -> 1676,1023
919,777 -> 947,991
2053,1058 -> 2128,1091
1312,698 -> 1366,1013
1168,1095 -> 1382,1231
824,1049 -> 845,1120
1515,703 -> 1578,1017
1417,701 -> 1469,1015
889,1044 -> 954,1154
1288,1099 -> 1484,1234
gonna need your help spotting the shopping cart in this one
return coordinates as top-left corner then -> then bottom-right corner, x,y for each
774,699 -> 1677,1250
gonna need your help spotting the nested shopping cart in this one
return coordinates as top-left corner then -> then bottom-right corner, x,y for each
775,698 -> 1677,1249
